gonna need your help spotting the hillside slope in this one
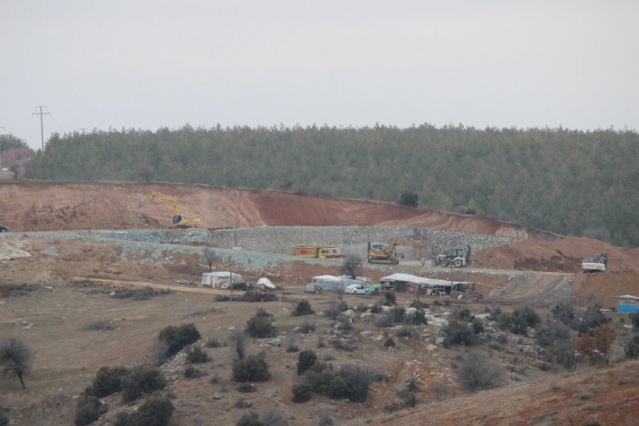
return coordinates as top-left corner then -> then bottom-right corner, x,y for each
0,181 -> 526,235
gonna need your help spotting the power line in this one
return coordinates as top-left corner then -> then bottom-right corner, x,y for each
32,106 -> 50,151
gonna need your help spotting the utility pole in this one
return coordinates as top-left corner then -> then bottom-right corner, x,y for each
0,126 -> 5,171
32,106 -> 50,150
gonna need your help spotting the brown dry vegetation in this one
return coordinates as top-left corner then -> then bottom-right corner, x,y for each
1,181 -> 639,425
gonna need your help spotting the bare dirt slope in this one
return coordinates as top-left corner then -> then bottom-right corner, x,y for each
0,181 -> 528,235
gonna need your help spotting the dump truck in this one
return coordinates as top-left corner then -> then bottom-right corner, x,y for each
582,252 -> 608,272
292,246 -> 344,260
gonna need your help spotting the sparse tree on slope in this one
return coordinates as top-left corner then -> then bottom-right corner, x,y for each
0,337 -> 33,388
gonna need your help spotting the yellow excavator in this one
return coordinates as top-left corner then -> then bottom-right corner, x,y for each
139,191 -> 201,228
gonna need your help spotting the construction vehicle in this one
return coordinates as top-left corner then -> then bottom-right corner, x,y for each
435,245 -> 471,268
367,240 -> 423,265
582,252 -> 607,272
291,246 -> 344,260
139,191 -> 201,228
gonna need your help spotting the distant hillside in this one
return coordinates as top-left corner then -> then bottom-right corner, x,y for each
0,180 -> 526,236
23,124 -> 639,247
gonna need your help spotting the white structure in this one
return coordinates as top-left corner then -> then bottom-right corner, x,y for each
380,273 -> 474,294
202,271 -> 243,288
256,277 -> 276,290
618,295 -> 639,314
311,275 -> 370,293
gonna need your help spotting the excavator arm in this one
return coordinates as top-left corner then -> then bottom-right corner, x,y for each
139,191 -> 200,228
141,191 -> 183,215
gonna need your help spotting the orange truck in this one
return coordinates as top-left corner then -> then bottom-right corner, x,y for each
291,246 -> 344,260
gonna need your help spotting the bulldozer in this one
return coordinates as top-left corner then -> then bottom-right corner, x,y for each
367,240 -> 423,265
435,245 -> 471,268
139,191 -> 201,228
582,252 -> 608,272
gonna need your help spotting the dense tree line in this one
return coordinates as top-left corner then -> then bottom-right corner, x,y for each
24,124 -> 639,247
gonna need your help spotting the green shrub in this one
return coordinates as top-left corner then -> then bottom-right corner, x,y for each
498,314 -> 525,335
302,362 -> 374,402
335,313 -> 353,331
394,326 -> 413,338
291,383 -> 312,403
121,365 -> 166,402
186,345 -> 210,363
330,337 -> 357,352
384,379 -> 420,412
390,306 -> 406,323
157,323 -> 201,358
442,319 -> 474,347
232,354 -> 271,382
406,308 -> 428,325
499,306 -> 540,336
91,366 -> 129,397
518,305 -> 541,328
625,342 -> 639,359
236,412 -> 263,426
370,304 -> 382,314
245,315 -> 277,338
237,383 -> 258,393
260,411 -> 288,426
397,190 -> 418,207
297,350 -> 318,375
577,305 -> 609,333
133,397 -> 174,426
471,318 -> 484,334
205,337 -> 222,348
486,305 -> 502,320
382,291 -> 397,306
84,320 -> 115,331
184,365 -> 203,378
550,341 -> 578,371
551,302 -> 576,325
457,309 -> 474,321
74,394 -> 107,426
323,302 -> 348,319
292,299 -> 315,316
455,350 -> 505,393
300,322 -> 316,334
319,414 -> 335,426
286,341 -> 299,353
374,313 -> 395,328
242,291 -> 278,302
384,337 -> 396,348
111,286 -> 170,300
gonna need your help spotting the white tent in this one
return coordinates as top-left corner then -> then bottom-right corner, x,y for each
202,271 -> 243,288
380,273 -> 452,287
257,277 -> 276,290
311,275 -> 370,292
380,273 -> 472,294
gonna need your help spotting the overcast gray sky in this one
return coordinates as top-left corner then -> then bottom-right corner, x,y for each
2,1 -> 638,150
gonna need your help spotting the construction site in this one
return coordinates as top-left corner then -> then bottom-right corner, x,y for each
1,180 -> 639,425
